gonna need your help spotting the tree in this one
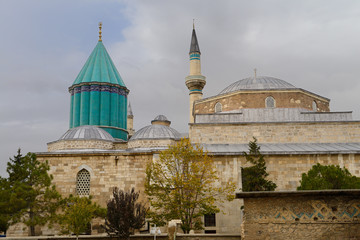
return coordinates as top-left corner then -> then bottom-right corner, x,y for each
0,178 -> 12,234
6,149 -> 62,236
103,187 -> 147,240
241,138 -> 277,191
145,138 -> 235,233
297,163 -> 360,190
57,195 -> 106,240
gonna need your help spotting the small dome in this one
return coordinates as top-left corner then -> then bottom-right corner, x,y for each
219,76 -> 296,95
130,124 -> 181,141
154,115 -> 168,121
59,125 -> 114,141
151,115 -> 171,126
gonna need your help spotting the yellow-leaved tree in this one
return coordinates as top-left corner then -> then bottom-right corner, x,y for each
145,138 -> 235,233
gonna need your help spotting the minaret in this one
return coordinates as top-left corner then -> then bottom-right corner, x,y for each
127,102 -> 135,138
185,24 -> 206,123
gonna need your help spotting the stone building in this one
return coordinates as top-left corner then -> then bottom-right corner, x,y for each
9,24 -> 360,236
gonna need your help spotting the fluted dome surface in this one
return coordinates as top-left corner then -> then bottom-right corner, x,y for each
154,115 -> 168,121
130,124 -> 181,140
72,41 -> 126,87
60,125 -> 114,141
219,76 -> 296,95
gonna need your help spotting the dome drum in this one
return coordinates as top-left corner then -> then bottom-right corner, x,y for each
47,125 -> 115,151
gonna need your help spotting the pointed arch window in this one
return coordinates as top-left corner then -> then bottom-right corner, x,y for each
215,102 -> 222,113
312,101 -> 317,111
76,169 -> 90,196
265,96 -> 275,108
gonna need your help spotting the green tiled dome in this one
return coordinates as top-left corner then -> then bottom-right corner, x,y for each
72,41 -> 126,87
69,40 -> 129,141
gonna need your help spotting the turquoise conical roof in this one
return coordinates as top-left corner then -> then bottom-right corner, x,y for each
72,41 -> 126,87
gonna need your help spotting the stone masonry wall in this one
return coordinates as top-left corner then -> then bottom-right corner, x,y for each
194,90 -> 329,114
238,191 -> 360,240
128,139 -> 177,149
4,234 -> 241,240
32,151 -> 242,236
190,121 -> 360,144
32,152 -> 153,236
47,140 -> 114,151
38,152 -> 153,206
215,153 -> 360,191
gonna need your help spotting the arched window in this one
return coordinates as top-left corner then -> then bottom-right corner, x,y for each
265,96 -> 275,108
312,101 -> 317,111
76,169 -> 90,196
215,102 -> 222,113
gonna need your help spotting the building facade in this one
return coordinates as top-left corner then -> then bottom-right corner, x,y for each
9,25 -> 360,236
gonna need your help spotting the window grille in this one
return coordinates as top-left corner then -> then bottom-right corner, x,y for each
265,96 -> 275,108
204,213 -> 216,227
215,102 -> 222,113
76,169 -> 90,196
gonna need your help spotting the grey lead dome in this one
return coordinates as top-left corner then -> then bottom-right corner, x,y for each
59,125 -> 114,141
130,116 -> 181,141
154,115 -> 168,121
219,76 -> 296,95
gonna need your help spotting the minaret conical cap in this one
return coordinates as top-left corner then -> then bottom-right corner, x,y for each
127,102 -> 133,116
189,28 -> 200,54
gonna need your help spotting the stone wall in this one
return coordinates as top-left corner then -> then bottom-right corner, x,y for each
128,139 -> 177,149
37,152 -> 153,206
189,121 -> 360,144
47,140 -> 114,151
16,152 -> 154,236
4,234 -> 241,240
215,153 -> 360,191
194,90 -> 329,114
236,190 -> 360,240
30,151 -> 241,236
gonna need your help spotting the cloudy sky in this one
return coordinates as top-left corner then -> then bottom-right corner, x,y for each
1,0 -> 360,177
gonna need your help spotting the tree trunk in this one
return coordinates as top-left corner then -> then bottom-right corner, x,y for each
29,210 -> 35,236
30,225 -> 35,236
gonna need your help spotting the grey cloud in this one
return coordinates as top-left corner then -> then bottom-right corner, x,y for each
1,0 -> 360,176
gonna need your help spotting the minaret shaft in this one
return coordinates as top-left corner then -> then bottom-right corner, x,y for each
190,58 -> 201,75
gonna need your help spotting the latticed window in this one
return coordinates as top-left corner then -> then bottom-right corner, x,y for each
76,169 -> 90,196
215,102 -> 222,113
265,96 -> 275,108
204,213 -> 216,227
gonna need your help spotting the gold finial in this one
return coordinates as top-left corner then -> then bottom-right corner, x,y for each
98,22 -> 102,42
193,19 -> 195,29
254,68 -> 257,79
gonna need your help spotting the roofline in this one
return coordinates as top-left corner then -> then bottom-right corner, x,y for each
197,88 -> 330,104
35,150 -> 157,157
47,138 -> 115,145
129,137 -> 181,141
208,150 -> 360,155
194,111 -> 353,116
189,120 -> 360,126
